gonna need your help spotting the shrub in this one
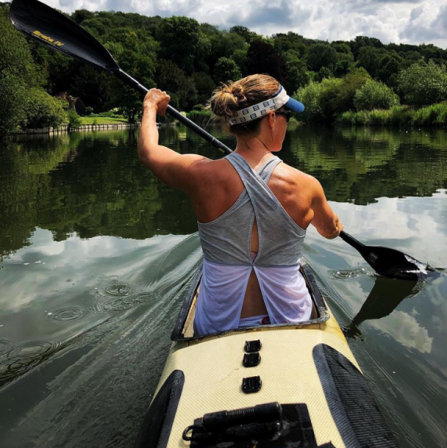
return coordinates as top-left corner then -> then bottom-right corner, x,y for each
397,61 -> 447,106
301,68 -> 370,122
67,110 -> 82,129
296,81 -> 324,122
354,80 -> 400,111
321,68 -> 370,118
368,110 -> 389,125
186,109 -> 212,125
22,88 -> 66,129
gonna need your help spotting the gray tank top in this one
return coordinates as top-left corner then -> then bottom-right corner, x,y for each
198,152 -> 306,267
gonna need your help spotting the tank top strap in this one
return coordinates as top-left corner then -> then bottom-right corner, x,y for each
257,156 -> 282,183
226,152 -> 281,185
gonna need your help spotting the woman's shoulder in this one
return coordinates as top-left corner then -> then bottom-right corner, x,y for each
188,156 -> 238,185
273,161 -> 317,185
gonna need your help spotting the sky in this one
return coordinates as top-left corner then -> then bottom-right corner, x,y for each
38,0 -> 447,48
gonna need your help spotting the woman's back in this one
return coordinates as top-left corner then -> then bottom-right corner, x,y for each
137,74 -> 343,335
186,154 -> 316,231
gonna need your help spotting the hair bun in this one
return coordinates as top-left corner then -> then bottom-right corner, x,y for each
208,82 -> 242,120
231,84 -> 247,104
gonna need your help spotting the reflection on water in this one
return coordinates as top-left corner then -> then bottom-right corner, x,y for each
343,275 -> 422,339
0,126 -> 447,447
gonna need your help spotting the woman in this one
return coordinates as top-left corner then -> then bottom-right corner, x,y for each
138,74 -> 343,336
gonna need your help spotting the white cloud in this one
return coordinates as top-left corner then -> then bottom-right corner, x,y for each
36,0 -> 447,47
378,310 -> 433,353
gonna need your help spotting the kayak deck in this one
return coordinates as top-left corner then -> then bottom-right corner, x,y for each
135,262 -> 398,448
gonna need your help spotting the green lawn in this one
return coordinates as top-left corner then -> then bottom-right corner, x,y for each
80,116 -> 129,125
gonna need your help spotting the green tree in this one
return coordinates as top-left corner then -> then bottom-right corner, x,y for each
71,65 -> 113,112
377,52 -> 403,86
157,17 -> 210,74
356,46 -> 385,78
206,30 -> 247,69
71,9 -> 95,25
315,67 -> 334,82
273,32 -> 307,58
285,60 -> 309,93
246,40 -> 288,84
354,81 -> 400,111
192,72 -> 216,105
229,26 -> 258,43
155,59 -> 197,110
306,43 -> 338,73
331,42 -> 355,76
213,57 -> 242,84
351,36 -> 384,58
397,61 -> 447,106
0,5 -> 41,135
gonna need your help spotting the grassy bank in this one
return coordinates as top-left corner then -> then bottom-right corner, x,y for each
80,116 -> 128,125
337,103 -> 447,127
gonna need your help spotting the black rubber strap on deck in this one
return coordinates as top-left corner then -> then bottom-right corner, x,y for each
133,370 -> 185,448
313,344 -> 399,448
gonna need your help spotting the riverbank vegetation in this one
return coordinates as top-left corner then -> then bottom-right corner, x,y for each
2,3 -> 447,137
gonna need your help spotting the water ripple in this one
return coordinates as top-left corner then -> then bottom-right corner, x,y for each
0,340 -> 62,387
91,276 -> 161,312
49,307 -> 89,322
102,278 -> 134,297
0,338 -> 13,358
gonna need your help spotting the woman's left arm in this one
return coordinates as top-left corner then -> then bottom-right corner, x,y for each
138,89 -> 206,191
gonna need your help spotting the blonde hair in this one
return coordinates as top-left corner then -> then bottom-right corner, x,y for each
208,74 -> 280,135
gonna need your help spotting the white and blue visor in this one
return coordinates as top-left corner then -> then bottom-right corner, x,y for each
229,85 -> 304,126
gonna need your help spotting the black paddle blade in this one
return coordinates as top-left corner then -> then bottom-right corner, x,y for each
364,246 -> 428,281
10,0 -> 119,71
339,231 -> 428,281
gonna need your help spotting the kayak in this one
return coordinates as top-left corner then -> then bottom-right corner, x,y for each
134,261 -> 398,448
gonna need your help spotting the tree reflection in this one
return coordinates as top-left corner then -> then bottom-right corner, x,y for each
1,125 -> 447,260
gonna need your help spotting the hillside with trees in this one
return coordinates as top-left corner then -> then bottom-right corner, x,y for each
2,2 -> 447,135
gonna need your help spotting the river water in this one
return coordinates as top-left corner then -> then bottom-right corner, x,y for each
0,124 -> 446,447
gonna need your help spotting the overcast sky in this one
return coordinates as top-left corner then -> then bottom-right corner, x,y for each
40,0 -> 447,48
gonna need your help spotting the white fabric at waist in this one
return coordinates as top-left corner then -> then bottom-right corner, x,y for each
193,259 -> 313,336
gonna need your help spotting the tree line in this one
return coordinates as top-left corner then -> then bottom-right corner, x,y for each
2,2 -> 447,136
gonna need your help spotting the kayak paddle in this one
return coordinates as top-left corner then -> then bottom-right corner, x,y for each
339,231 -> 429,280
9,0 -> 232,155
10,0 -> 428,280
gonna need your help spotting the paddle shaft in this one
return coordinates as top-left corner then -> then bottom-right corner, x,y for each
339,231 -> 365,252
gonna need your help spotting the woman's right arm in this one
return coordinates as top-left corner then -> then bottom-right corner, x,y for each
138,89 -> 205,191
309,177 -> 343,239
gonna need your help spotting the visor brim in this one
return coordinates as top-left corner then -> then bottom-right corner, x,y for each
285,97 -> 305,113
